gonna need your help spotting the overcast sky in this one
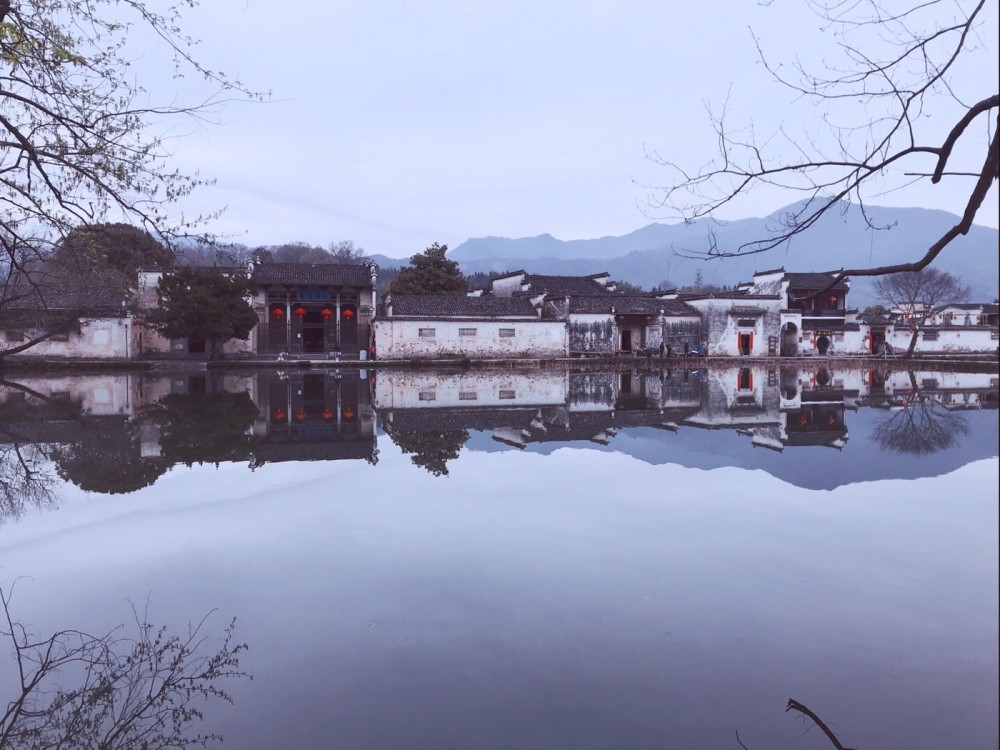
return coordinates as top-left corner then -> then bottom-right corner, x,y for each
144,1 -> 998,258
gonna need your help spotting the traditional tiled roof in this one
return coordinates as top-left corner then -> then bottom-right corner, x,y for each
1,284 -> 125,314
983,303 -> 999,314
783,272 -> 849,290
253,262 -> 372,287
683,292 -> 782,301
567,295 -> 700,316
523,274 -> 613,296
388,295 -> 539,318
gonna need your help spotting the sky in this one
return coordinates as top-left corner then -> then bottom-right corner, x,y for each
134,1 -> 999,259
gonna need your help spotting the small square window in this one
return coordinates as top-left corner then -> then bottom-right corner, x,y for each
459,328 -> 477,336
499,328 -> 515,338
498,389 -> 516,399
418,328 -> 435,338
418,390 -> 436,401
459,391 -> 477,401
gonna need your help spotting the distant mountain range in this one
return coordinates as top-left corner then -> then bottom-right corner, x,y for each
376,201 -> 998,308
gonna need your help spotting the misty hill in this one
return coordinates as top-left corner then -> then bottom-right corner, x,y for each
447,202 -> 999,307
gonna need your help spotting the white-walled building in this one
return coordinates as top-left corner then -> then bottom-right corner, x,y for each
375,295 -> 567,359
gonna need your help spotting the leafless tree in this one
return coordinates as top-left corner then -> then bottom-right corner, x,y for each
0,584 -> 249,749
0,0 -> 266,357
871,390 -> 970,454
0,442 -> 55,524
872,268 -> 972,354
645,0 -> 997,283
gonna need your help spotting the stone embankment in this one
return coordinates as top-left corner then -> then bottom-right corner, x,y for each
3,352 -> 998,373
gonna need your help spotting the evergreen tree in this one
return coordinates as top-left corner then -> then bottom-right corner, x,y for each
147,268 -> 258,359
389,243 -> 467,296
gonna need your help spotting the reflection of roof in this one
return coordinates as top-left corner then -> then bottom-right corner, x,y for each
783,429 -> 848,447
382,407 -> 539,432
251,439 -> 375,463
388,295 -> 538,318
784,273 -> 849,290
1,285 -> 124,314
938,302 -> 987,311
253,263 -> 372,287
524,274 -> 612,296
568,295 -> 700,316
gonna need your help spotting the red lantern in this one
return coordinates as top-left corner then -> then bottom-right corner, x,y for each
294,409 -> 307,421
271,308 -> 284,318
828,295 -> 837,305
321,409 -> 334,420
342,308 -> 354,320
294,307 -> 306,318
273,409 -> 285,420
321,308 -> 333,319
343,407 -> 355,420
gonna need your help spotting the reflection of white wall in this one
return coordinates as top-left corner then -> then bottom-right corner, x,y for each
1,375 -> 133,416
374,370 -> 567,409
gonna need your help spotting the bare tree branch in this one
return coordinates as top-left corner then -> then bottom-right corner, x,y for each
642,0 -> 998,278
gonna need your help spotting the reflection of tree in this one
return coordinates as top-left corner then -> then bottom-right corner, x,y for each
0,443 -> 55,524
387,429 -> 470,477
0,380 -> 73,522
52,420 -> 167,495
871,394 -> 969,455
149,391 -> 260,467
1,585 -> 248,749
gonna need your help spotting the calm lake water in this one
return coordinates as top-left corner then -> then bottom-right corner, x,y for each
1,365 -> 997,749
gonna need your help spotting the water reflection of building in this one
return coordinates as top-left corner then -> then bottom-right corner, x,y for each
374,365 -> 999,455
252,371 -> 376,464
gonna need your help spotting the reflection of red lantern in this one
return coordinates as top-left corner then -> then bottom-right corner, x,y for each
827,414 -> 837,425
828,295 -> 837,305
322,409 -> 334,420
271,308 -> 284,319
294,307 -> 307,318
798,414 -> 808,425
342,308 -> 354,320
294,409 -> 307,421
343,407 -> 355,420
321,308 -> 333,319
273,409 -> 285,420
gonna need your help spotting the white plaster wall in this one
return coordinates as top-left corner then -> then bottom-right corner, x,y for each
134,322 -> 256,357
374,319 -> 567,359
886,327 -> 999,353
0,375 -> 134,416
374,369 -> 568,409
490,275 -> 526,296
4,318 -> 131,358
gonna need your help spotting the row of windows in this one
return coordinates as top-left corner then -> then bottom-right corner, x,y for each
418,328 -> 517,338
416,389 -> 517,402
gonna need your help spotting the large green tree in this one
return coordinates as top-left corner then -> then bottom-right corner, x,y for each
389,243 -> 467,296
50,223 -> 173,292
147,268 -> 258,359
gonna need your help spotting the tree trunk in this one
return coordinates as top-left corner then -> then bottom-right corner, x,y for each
904,325 -> 919,359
